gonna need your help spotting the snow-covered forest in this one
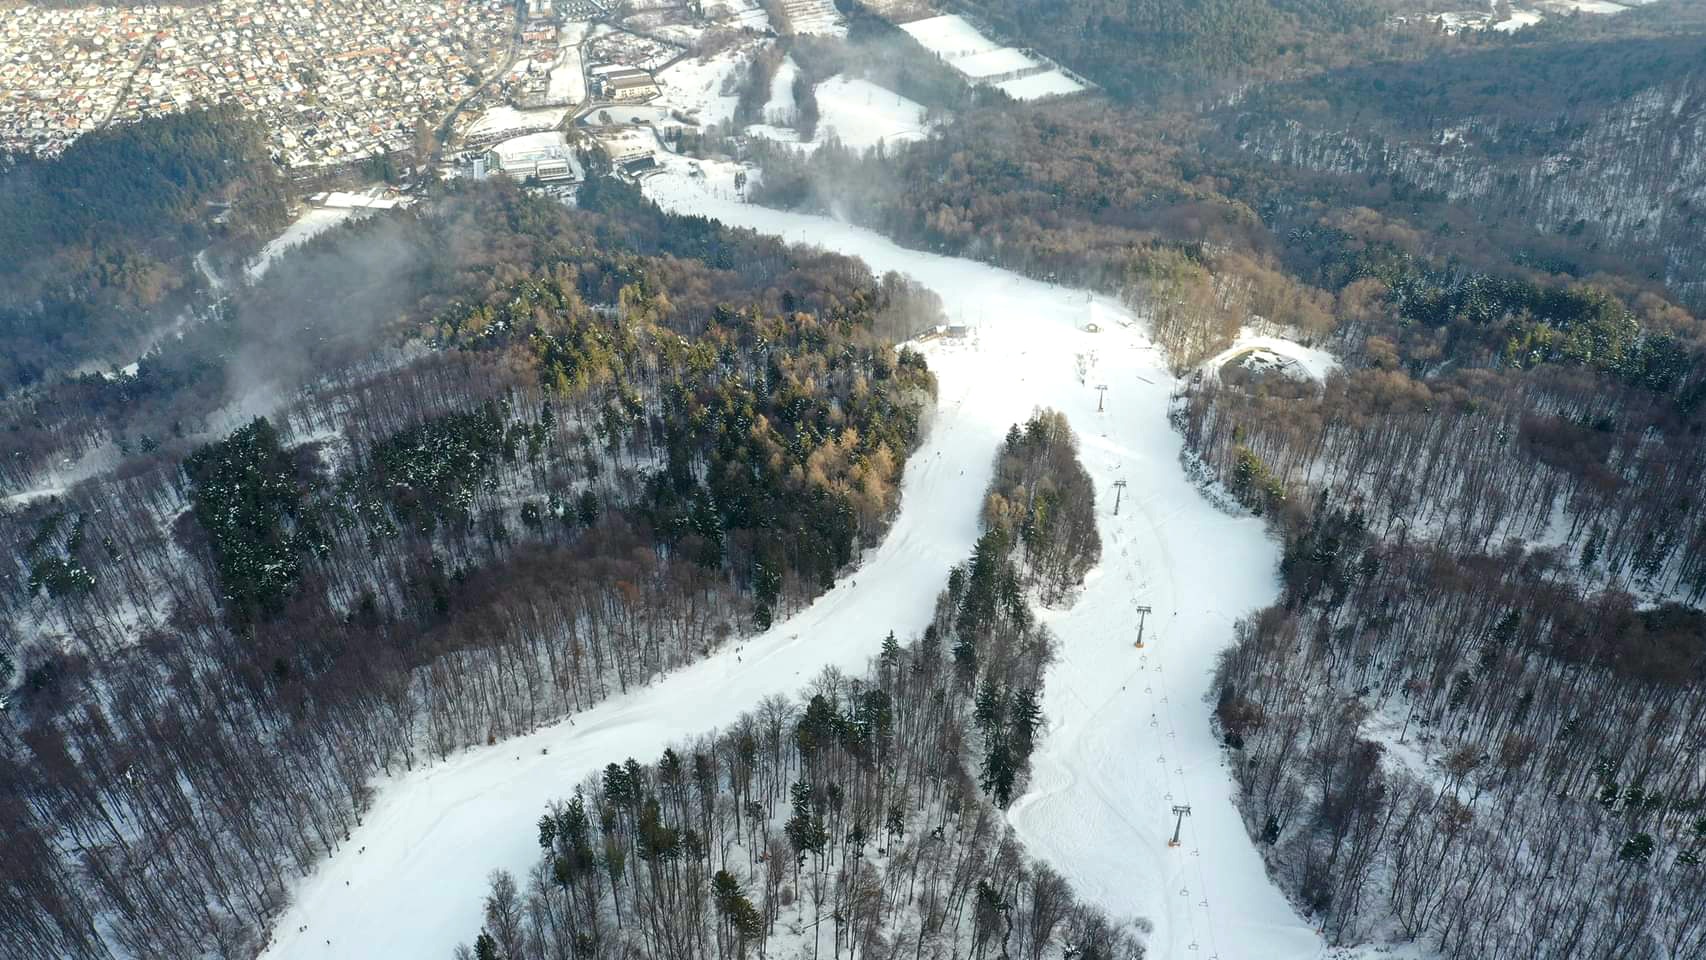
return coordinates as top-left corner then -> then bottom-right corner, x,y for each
454,411 -> 1123,960
724,4 -> 1706,955
1174,222 -> 1706,956
7,1 -> 1706,959
0,181 -> 940,959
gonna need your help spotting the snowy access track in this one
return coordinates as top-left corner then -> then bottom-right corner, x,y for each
259,163 -> 1327,959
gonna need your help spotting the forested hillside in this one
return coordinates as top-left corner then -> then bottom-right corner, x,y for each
0,106 -> 287,389
955,0 -> 1393,101
1225,23 -> 1706,310
455,410 -> 1121,960
8,3 -> 1706,958
741,6 -> 1706,955
0,177 -> 938,960
1172,229 -> 1706,954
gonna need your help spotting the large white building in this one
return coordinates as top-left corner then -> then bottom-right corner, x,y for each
485,131 -> 585,183
594,68 -> 661,103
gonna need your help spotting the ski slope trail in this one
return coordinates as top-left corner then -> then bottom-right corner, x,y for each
258,162 -> 1326,959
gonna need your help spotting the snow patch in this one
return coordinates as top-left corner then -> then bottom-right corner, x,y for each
465,105 -> 570,139
1201,332 -> 1341,383
900,13 -> 1085,100
996,69 -> 1086,101
812,75 -> 928,151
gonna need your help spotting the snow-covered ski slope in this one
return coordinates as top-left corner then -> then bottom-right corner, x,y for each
259,161 -> 1329,959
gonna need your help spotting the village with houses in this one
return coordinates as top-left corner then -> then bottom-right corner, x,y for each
0,0 -> 516,164
2,0 -> 1094,214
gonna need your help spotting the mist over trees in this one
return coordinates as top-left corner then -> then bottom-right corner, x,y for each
0,106 -> 287,391
0,177 -> 943,959
7,2 -> 1706,956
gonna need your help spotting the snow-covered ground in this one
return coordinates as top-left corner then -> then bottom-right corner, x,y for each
764,55 -> 799,124
706,0 -> 770,29
654,43 -> 755,127
465,104 -> 570,140
781,0 -> 846,36
947,46 -> 1039,80
256,155 -> 1346,960
900,13 -> 1084,100
1202,332 -> 1341,384
996,69 -> 1086,101
743,56 -> 804,142
547,21 -> 590,104
2,441 -> 121,508
247,189 -> 399,282
814,75 -> 928,151
248,210 -> 354,281
1415,0 -> 1636,34
1492,8 -> 1544,30
745,74 -> 928,152
1536,0 -> 1629,12
900,13 -> 1002,58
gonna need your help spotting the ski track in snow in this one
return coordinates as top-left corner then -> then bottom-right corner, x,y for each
258,165 -> 1332,959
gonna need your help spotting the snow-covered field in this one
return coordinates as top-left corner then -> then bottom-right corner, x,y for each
654,43 -> 754,126
1536,0 -> 1630,12
547,21 -> 589,104
997,69 -> 1086,100
814,76 -> 928,150
900,13 -> 1002,57
1492,8 -> 1544,31
900,13 -> 1084,100
745,73 -> 927,152
255,155 -> 1344,960
246,208 -> 361,282
465,104 -> 570,140
955,46 -> 1042,79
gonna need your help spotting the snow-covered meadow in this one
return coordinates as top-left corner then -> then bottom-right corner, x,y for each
813,76 -> 929,150
255,154 -> 1347,960
743,71 -> 929,153
547,21 -> 591,105
246,197 -> 388,282
781,0 -> 846,36
899,13 -> 1085,100
653,42 -> 757,126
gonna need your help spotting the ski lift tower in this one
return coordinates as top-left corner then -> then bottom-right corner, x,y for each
1095,384 -> 1108,412
1134,604 -> 1152,649
1168,804 -> 1191,848
1113,479 -> 1127,515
